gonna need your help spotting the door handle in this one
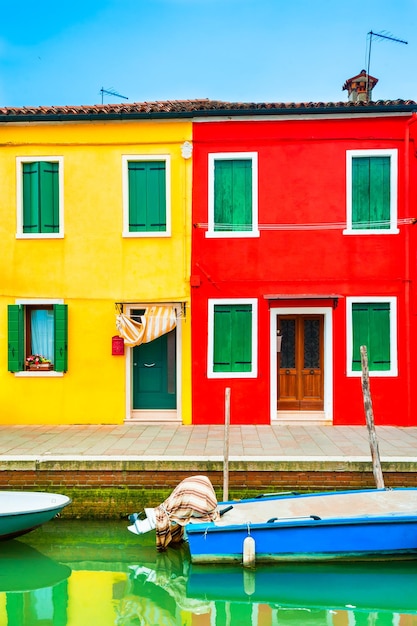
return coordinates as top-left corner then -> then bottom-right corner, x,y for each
310,369 -> 315,374
286,369 -> 290,374
144,363 -> 156,367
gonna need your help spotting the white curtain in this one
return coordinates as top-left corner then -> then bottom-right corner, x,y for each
31,309 -> 54,361
116,306 -> 177,347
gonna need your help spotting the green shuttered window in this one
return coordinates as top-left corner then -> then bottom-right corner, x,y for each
128,161 -> 167,232
352,302 -> 390,371
214,159 -> 252,231
346,149 -> 397,234
352,156 -> 390,230
22,161 -> 60,234
208,153 -> 258,237
213,304 -> 252,373
7,304 -> 68,373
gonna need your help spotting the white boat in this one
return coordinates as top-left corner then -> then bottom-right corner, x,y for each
0,491 -> 71,540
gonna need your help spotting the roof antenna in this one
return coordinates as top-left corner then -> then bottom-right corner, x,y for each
365,31 -> 408,101
100,87 -> 128,104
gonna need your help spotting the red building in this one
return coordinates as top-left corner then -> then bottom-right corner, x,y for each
190,87 -> 417,426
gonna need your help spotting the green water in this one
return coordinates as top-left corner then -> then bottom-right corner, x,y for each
1,519 -> 417,626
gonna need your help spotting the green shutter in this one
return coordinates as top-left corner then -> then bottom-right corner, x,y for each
128,161 -> 166,232
8,305 -> 24,372
214,160 -> 252,231
369,303 -> 390,370
352,303 -> 390,371
352,157 -> 390,230
22,161 -> 59,234
54,304 -> 68,372
213,304 -> 252,372
22,162 -> 40,233
40,162 -> 59,233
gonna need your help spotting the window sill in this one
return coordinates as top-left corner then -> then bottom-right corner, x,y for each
205,230 -> 260,239
343,228 -> 399,236
122,231 -> 171,238
14,371 -> 64,377
16,233 -> 64,239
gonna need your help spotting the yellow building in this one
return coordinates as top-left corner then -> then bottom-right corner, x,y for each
0,103 -> 195,425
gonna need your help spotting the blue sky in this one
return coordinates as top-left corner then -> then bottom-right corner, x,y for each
0,0 -> 415,107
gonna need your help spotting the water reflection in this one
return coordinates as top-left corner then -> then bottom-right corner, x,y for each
0,540 -> 70,625
0,520 -> 416,626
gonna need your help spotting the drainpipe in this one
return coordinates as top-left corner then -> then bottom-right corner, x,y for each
404,112 -> 417,424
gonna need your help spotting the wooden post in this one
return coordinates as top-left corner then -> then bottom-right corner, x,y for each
360,345 -> 385,489
223,387 -> 231,501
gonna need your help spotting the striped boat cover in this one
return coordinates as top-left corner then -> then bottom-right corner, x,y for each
116,307 -> 176,346
154,475 -> 219,551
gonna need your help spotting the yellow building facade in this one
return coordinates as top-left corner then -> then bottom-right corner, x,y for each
0,107 -> 193,424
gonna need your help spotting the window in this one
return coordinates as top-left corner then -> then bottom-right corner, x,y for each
346,297 -> 397,376
345,149 -> 398,234
122,156 -> 171,237
16,157 -> 64,238
207,153 -> 259,237
208,299 -> 257,378
8,303 -> 68,374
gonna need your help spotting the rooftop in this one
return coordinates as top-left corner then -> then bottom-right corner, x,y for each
0,98 -> 416,122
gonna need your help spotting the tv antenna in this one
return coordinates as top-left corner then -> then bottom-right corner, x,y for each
365,30 -> 408,100
100,87 -> 128,104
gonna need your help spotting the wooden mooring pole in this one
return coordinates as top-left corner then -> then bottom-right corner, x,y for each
223,387 -> 231,501
360,345 -> 385,489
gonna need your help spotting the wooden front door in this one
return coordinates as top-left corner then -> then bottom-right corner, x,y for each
277,315 -> 324,411
132,330 -> 176,410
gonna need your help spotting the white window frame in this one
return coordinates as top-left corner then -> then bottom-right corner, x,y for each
207,298 -> 258,378
122,155 -> 171,238
13,298 -> 64,377
344,149 -> 398,235
16,156 -> 64,239
207,152 -> 259,238
346,296 -> 398,377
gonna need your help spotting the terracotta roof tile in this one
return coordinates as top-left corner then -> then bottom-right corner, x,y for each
0,98 -> 415,120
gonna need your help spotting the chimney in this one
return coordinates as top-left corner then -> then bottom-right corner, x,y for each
342,69 -> 379,102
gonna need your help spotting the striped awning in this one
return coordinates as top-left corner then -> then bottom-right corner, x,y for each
116,306 -> 176,346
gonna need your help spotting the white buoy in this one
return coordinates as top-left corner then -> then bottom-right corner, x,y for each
243,535 -> 256,568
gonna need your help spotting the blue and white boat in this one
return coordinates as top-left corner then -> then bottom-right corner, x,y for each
0,491 -> 71,540
185,488 -> 417,564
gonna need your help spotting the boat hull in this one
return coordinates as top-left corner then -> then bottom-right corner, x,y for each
0,491 -> 72,540
185,488 -> 417,564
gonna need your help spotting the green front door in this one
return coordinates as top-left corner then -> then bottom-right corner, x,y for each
132,330 -> 176,409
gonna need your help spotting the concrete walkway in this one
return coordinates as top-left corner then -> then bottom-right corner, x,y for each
0,423 -> 416,462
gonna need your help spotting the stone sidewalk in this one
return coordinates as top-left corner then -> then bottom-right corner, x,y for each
0,423 -> 416,462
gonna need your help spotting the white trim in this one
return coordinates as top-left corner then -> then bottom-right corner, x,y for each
16,156 -> 64,239
207,298 -> 258,379
269,307 -> 333,423
124,303 -> 182,421
122,155 -> 171,238
344,149 -> 399,235
346,296 -> 398,377
15,298 -> 64,304
207,152 -> 259,238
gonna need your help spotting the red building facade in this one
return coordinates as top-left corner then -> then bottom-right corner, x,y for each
191,103 -> 417,426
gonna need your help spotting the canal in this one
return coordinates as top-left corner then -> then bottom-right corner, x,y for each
2,519 -> 417,625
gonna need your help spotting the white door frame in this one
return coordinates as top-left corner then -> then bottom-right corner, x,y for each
269,306 -> 333,423
124,303 -> 183,422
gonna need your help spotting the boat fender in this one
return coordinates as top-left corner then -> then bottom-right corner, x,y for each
243,535 -> 256,568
